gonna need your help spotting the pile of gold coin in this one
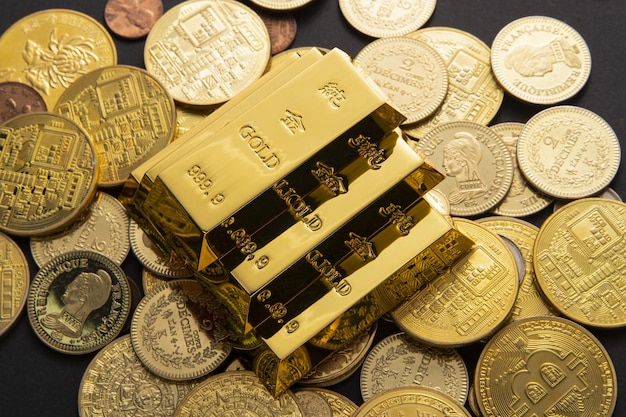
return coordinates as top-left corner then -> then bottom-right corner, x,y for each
0,1 -> 624,416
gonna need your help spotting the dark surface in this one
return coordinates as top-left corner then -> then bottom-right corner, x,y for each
1,1 -> 625,416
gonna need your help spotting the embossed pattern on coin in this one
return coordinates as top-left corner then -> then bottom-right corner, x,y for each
258,10 -> 298,55
173,106 -> 212,142
104,0 -> 164,39
30,192 -> 130,267
0,232 -> 29,337
491,16 -> 592,105
27,250 -> 131,354
130,279 -> 232,380
0,112 -> 98,236
294,388 -> 333,417
0,81 -> 46,124
475,317 -> 616,417
315,389 -> 358,417
145,0 -> 271,106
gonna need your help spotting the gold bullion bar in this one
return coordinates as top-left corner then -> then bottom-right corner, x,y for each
261,202 -> 462,359
231,134 -> 441,293
146,48 -> 406,270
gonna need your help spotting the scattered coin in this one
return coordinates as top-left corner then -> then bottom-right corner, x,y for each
257,10 -> 298,55
173,106 -> 212,142
315,388 -> 358,417
104,0 -> 164,39
553,186 -> 622,212
0,232 -> 29,337
250,0 -> 314,10
141,268 -> 169,295
293,388 -> 334,417
0,81 -> 47,124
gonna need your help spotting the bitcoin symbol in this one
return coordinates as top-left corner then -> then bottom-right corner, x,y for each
510,349 -> 587,415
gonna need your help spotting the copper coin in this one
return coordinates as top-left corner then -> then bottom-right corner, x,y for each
258,10 -> 297,55
104,0 -> 164,39
0,81 -> 46,124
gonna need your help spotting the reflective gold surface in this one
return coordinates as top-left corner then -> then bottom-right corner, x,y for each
0,232 -> 29,337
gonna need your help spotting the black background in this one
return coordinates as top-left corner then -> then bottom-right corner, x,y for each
1,0 -> 625,416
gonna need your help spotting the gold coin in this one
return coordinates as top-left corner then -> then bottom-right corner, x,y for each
54,65 -> 175,187
144,0 -> 271,106
415,121 -> 514,217
30,191 -> 130,267
553,186 -> 622,212
359,332 -> 468,404
489,122 -> 553,217
354,37 -> 448,124
533,198 -> 626,327
315,388 -> 359,417
491,16 -> 592,105
353,386 -> 472,417
475,317 -> 616,417
250,0 -> 314,11
467,384 -> 482,417
27,250 -> 131,354
0,231 -> 29,337
475,216 -> 556,323
173,370 -> 304,417
338,0 -> 436,38
130,279 -> 232,380
403,27 -> 504,140
0,112 -> 98,237
517,106 -> 621,199
141,268 -> 169,295
0,9 -> 117,109
78,334 -> 200,417
391,218 -> 518,347
173,106 -> 212,142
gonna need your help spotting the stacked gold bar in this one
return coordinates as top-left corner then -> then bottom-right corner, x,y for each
120,47 -> 474,396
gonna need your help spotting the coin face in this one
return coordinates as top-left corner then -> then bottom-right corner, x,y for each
315,388 -> 358,417
416,121 -> 514,216
517,106 -> 621,199
475,317 -> 616,417
78,334 -> 200,417
293,388 -> 333,417
354,37 -> 448,124
0,81 -> 47,124
173,370 -> 304,417
145,0 -> 271,106
491,16 -> 591,104
30,191 -> 130,267
534,198 -> 626,327
130,279 -> 232,380
0,112 -> 98,236
104,0 -> 164,39
257,10 -> 298,55
0,9 -> 117,109
27,250 -> 131,354
0,232 -> 29,337
55,65 -> 175,187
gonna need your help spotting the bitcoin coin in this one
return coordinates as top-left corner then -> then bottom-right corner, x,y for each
0,232 -> 29,337
0,81 -> 47,124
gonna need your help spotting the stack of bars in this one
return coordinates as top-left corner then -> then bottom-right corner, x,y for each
119,47 -> 474,396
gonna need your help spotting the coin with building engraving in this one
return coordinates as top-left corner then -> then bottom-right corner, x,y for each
173,370 -> 304,417
0,231 -> 29,337
26,250 -> 131,354
475,317 -> 616,417
415,121 -> 514,216
130,279 -> 232,380
0,81 -> 47,124
145,0 -> 271,106
491,16 -> 591,105
30,191 -> 130,267
391,218 -> 518,347
360,332 -> 468,404
0,112 -> 98,236
533,198 -> 626,327
403,27 -> 504,140
104,0 -> 164,39
55,65 -> 175,187
0,9 -> 117,109
78,334 -> 201,417
354,37 -> 448,124
517,106 -> 620,200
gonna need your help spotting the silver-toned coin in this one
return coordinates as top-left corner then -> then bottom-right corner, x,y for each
293,388 -> 334,417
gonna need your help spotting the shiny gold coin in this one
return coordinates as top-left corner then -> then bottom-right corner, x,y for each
173,370 -> 304,417
55,65 -> 175,187
475,317 -> 616,417
30,191 -> 130,267
354,37 -> 448,124
391,218 -> 518,347
250,0 -> 314,10
475,216 -> 556,323
491,16 -> 591,105
315,388 -> 358,417
415,121 -> 514,216
141,268 -> 169,295
354,386 -> 472,417
130,279 -> 232,380
404,27 -> 504,139
0,112 -> 98,237
467,384 -> 482,417
489,122 -> 553,217
517,106 -> 621,200
78,334 -> 200,417
27,250 -> 131,354
173,106 -> 211,142
0,9 -> 117,109
145,0 -> 271,106
360,332 -> 468,404
339,0 -> 436,38
0,231 -> 29,337
534,198 -> 626,327
553,186 -> 623,212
